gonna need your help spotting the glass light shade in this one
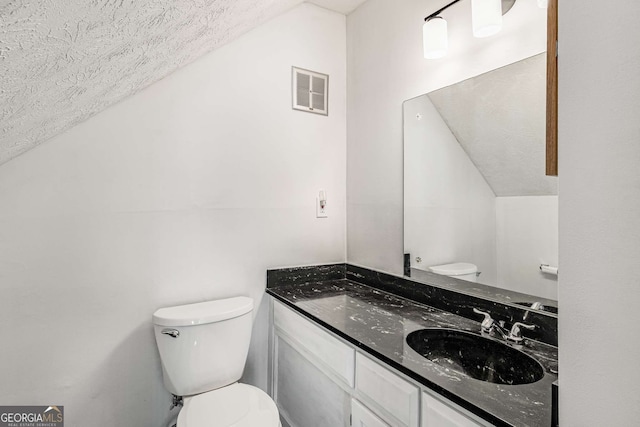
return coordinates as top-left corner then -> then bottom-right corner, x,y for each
537,0 -> 549,8
471,0 -> 503,38
423,17 -> 448,59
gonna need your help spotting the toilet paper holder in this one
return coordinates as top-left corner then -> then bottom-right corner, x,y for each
539,264 -> 559,276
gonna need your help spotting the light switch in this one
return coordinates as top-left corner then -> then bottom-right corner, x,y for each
316,190 -> 327,218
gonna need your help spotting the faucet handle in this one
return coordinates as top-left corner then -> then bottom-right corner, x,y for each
530,302 -> 544,310
473,308 -> 496,333
507,322 -> 536,344
523,301 -> 545,321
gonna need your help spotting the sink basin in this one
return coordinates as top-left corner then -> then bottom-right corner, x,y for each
406,328 -> 544,385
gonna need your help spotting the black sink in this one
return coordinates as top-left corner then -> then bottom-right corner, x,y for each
406,328 -> 544,385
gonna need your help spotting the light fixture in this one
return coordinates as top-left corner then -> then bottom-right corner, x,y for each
422,0 -> 462,60
471,0 -> 503,38
423,17 -> 448,59
423,0 -> 519,59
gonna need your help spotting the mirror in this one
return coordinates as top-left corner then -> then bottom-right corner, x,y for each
403,53 -> 558,312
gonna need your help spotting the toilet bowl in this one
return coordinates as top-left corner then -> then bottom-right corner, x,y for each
178,383 -> 279,427
153,297 -> 280,427
428,262 -> 478,282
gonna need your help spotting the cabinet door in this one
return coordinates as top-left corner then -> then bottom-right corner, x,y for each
274,336 -> 350,427
352,399 -> 391,427
421,392 -> 484,427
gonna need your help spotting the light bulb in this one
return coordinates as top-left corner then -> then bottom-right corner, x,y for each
471,0 -> 502,38
423,17 -> 448,59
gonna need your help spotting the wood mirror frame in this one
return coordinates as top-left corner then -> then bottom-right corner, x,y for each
546,0 -> 558,176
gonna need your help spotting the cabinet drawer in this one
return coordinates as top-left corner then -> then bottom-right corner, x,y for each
352,399 -> 391,427
355,353 -> 419,427
273,301 -> 355,387
422,392 -> 484,427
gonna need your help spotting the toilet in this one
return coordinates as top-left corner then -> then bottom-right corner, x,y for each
153,297 -> 281,427
428,262 -> 478,283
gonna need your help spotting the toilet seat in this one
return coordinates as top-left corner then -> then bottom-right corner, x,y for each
428,262 -> 477,276
178,383 -> 280,427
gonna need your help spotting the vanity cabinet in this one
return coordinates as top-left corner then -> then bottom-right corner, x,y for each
271,300 -> 488,427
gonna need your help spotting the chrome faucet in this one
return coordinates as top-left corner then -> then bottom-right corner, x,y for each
473,308 -> 508,338
473,308 -> 536,345
507,322 -> 536,344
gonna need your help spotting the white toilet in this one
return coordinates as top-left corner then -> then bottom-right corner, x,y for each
153,296 -> 281,427
428,262 -> 478,283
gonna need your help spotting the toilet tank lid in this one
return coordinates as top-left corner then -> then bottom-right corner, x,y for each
429,262 -> 477,276
153,296 -> 253,327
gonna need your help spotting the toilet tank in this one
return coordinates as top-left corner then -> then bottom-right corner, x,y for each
153,297 -> 253,396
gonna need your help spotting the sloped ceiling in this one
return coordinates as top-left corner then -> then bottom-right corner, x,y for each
428,54 -> 558,197
0,0 -> 348,165
307,0 -> 367,14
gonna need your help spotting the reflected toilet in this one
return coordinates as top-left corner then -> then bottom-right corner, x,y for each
428,262 -> 478,283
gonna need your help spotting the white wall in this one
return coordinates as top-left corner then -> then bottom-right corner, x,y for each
496,196 -> 558,299
403,95 -> 497,284
558,0 -> 640,424
347,0 -> 547,274
0,4 -> 346,426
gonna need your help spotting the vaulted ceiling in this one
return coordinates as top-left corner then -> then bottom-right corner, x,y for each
0,0 -> 365,165
428,54 -> 558,197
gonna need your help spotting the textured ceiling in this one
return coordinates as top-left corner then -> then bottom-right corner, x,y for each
428,54 -> 558,197
0,0 -> 310,165
307,0 -> 367,14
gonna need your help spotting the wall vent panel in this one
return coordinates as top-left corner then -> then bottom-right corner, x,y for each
292,67 -> 329,115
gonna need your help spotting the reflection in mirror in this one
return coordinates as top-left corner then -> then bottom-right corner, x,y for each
403,53 -> 558,309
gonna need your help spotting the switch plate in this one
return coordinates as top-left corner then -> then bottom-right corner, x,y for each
316,196 -> 327,218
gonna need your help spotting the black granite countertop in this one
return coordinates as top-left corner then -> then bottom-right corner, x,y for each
409,268 -> 559,315
267,265 -> 558,427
